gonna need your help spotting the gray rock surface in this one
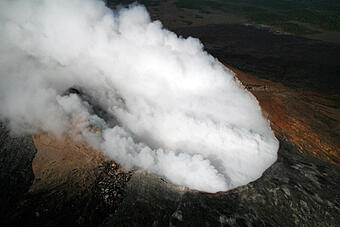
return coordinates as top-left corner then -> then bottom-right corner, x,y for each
107,138 -> 340,227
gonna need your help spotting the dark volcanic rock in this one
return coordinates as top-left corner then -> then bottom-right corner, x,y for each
174,24 -> 340,94
106,138 -> 340,227
6,160 -> 131,227
1,122 -> 339,226
7,132 -> 131,227
92,161 -> 132,210
0,122 -> 36,226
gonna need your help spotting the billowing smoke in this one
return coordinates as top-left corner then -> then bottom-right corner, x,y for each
0,0 -> 278,192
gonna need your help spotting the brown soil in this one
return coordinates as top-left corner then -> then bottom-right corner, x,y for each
30,132 -> 105,193
229,66 -> 340,165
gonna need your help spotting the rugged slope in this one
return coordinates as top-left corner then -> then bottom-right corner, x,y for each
108,139 -> 340,226
1,65 -> 339,226
232,66 -> 340,166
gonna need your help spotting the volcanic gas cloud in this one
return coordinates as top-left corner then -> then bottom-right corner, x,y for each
0,0 -> 278,192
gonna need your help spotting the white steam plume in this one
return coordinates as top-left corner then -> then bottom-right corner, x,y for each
0,0 -> 278,192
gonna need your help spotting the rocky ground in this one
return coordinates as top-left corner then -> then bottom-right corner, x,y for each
108,138 -> 340,226
232,66 -> 339,166
173,24 -> 340,94
0,25 -> 339,226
